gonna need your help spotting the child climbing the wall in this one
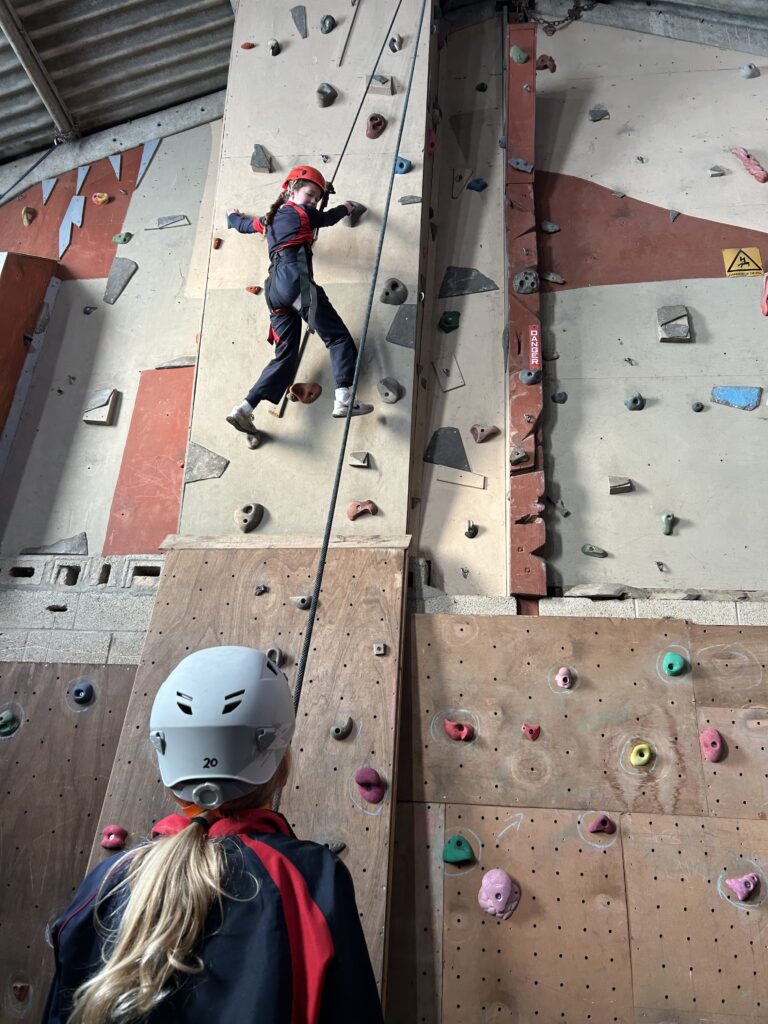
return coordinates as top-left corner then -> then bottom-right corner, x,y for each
44,646 -> 384,1024
225,164 -> 373,445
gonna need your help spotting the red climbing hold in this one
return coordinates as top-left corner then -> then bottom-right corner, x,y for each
347,499 -> 378,521
366,114 -> 387,139
354,766 -> 387,804
522,723 -> 540,741
699,728 -> 724,763
101,824 -> 128,850
288,382 -> 322,404
245,285 -> 263,295
212,237 -> 223,250
732,147 -> 768,183
240,41 -> 255,48
535,54 -> 557,72
12,983 -> 29,1002
588,814 -> 616,835
444,719 -> 475,742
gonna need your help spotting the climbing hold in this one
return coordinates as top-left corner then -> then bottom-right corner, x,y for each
660,512 -> 676,536
346,201 -> 367,227
240,40 -> 255,49
470,423 -> 500,444
290,5 -> 307,38
234,502 -> 264,533
317,83 -> 338,107
250,144 -> 272,173
669,209 -> 680,222
536,54 -> 557,72
254,584 -> 269,596
467,178 -> 487,192
692,401 -> 704,412
555,666 -> 574,690
519,369 -> 542,385
551,391 -> 568,404
581,544 -> 607,558
509,444 -> 528,466
0,710 -> 20,736
291,595 -> 311,610
91,192 -> 109,205
588,814 -> 616,835
589,105 -> 610,122
443,719 -> 475,742
629,742 -> 653,768
366,113 -> 386,138
513,269 -> 539,294
699,728 -> 724,763
83,306 -> 97,315
112,232 -> 132,245
325,840 -> 346,854
711,385 -> 763,411
399,195 -> 422,205
465,520 -> 478,539
541,271 -> 566,285
287,382 -> 322,404
389,33 -> 403,52
443,835 -> 474,864
662,651 -> 687,676
395,156 -> 412,174
708,165 -> 725,177
380,278 -> 408,305
369,73 -> 394,95
268,38 -> 281,55
609,476 -> 633,494
624,391 -> 645,411
478,868 -> 521,920
21,205 -> 36,226
373,643 -> 386,656
508,155 -> 534,174
377,377 -> 404,404
522,723 -> 540,741
347,500 -> 378,521
320,14 -> 336,33
100,824 -> 128,850
245,285 -> 263,295
509,45 -> 528,63
657,305 -> 691,341
71,682 -> 94,706
438,311 -> 460,333
330,717 -> 353,741
354,766 -> 387,803
212,237 -> 222,250
11,983 -> 29,1002
266,646 -> 285,667
104,256 -> 138,304
739,63 -> 760,78
540,220 -> 560,233
732,147 -> 768,183
726,873 -> 760,901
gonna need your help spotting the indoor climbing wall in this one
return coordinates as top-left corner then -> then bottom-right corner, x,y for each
0,662 -> 135,1021
89,542 -> 407,987
388,614 -> 768,1022
181,0 -> 433,539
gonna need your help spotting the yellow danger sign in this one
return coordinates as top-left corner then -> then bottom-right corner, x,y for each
722,247 -> 762,277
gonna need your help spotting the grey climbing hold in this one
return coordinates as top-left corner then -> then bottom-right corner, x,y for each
254,584 -> 269,596
708,165 -> 725,177
155,356 -> 196,369
657,305 -> 691,341
346,201 -> 366,227
292,595 -> 311,610
609,476 -> 633,494
75,165 -> 90,195
399,195 -> 422,205
330,717 -> 353,740
711,385 -> 762,411
21,532 -> 88,556
145,215 -> 190,231
589,106 -> 610,122
625,391 -> 645,411
250,145 -> 272,173
509,444 -> 528,466
540,271 -> 565,284
551,391 -> 568,404
740,63 -> 760,78
519,369 -> 542,385
373,642 -> 386,656
349,451 -> 370,467
611,189 -> 626,198
669,209 -> 680,222
378,377 -> 404,403
507,155 -> 534,174
582,544 -> 608,558
266,646 -> 285,666
661,512 -> 676,536
325,839 -> 346,854
465,520 -> 478,539
234,502 -> 264,533
692,401 -> 704,412
424,427 -> 471,472
320,14 -> 336,33
317,83 -> 338,107
103,257 -> 138,305
386,304 -> 417,348
268,38 -> 281,55
42,177 -> 57,204
185,442 -> 230,483
476,82 -> 488,92
83,388 -> 120,425
389,33 -> 403,52
438,266 -> 499,298
513,270 -> 539,294
290,5 -> 307,37
379,278 -> 408,304
71,681 -> 95,705
540,220 -> 560,233
58,194 -> 85,258
369,73 -> 394,95
83,306 -> 97,316
136,140 -> 160,187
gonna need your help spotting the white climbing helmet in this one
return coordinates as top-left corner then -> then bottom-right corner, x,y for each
149,646 -> 295,810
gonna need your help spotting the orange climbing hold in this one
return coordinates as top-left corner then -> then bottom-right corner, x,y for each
347,499 -> 378,521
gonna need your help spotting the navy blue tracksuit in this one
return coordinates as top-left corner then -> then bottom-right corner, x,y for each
44,809 -> 384,1024
228,202 -> 358,406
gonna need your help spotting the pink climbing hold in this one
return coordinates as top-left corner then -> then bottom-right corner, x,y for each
732,147 -> 768,183
555,666 -> 573,689
588,814 -> 616,835
354,766 -> 387,804
426,128 -> 437,155
100,824 -> 128,850
478,868 -> 521,920
443,719 -> 475,742
470,423 -> 500,444
699,728 -> 724,763
522,723 -> 540,741
725,873 -> 760,901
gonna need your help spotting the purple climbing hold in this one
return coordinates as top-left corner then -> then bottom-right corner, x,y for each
478,868 -> 521,920
588,814 -> 616,835
354,766 -> 387,804
725,873 -> 760,901
699,728 -> 724,763
555,666 -> 574,689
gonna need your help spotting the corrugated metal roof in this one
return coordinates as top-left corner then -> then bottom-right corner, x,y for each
0,0 -> 233,164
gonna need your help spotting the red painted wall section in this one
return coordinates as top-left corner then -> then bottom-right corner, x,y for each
0,252 -> 57,433
0,147 -> 142,280
103,368 -> 195,556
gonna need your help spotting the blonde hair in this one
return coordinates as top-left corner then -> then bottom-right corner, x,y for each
69,755 -> 290,1024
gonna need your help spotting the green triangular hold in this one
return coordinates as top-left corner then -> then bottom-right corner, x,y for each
442,835 -> 474,865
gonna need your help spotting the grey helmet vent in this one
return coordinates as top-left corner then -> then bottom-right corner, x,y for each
176,690 -> 193,715
222,689 -> 245,714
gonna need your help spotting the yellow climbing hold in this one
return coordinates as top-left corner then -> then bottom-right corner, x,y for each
630,741 -> 653,767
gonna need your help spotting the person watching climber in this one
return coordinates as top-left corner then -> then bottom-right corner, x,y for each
43,646 -> 384,1024
225,165 -> 373,444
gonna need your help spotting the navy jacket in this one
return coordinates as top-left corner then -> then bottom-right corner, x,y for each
44,809 -> 383,1024
227,201 -> 349,259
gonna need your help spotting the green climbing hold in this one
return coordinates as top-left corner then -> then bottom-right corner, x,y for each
581,544 -> 607,558
438,311 -> 460,333
510,45 -> 529,64
662,651 -> 687,677
112,232 -> 133,245
629,741 -> 653,767
442,834 -> 474,865
0,710 -> 20,736
660,512 -> 675,536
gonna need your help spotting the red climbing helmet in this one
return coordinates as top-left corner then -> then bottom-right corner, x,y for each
282,165 -> 327,193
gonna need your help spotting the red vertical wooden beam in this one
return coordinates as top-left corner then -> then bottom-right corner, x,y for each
506,23 -> 546,596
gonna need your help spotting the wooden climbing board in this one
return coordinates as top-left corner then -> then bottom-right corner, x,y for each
90,544 -> 407,987
0,662 -> 135,1021
387,615 -> 768,1022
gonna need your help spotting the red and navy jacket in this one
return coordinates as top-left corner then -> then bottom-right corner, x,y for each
227,201 -> 349,260
43,808 -> 384,1024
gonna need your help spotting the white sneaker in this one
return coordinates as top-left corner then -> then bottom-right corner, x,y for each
332,387 -> 373,418
226,406 -> 260,437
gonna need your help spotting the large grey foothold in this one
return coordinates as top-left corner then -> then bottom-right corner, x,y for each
317,83 -> 338,107
541,271 -> 565,284
507,155 -> 534,173
609,476 -> 633,494
185,442 -> 230,483
740,62 -> 760,78
513,269 -> 539,294
378,377 -> 404,403
380,278 -> 408,304
234,502 -> 264,533
369,73 -> 394,95
83,388 -> 120,425
292,595 -> 311,610
21,532 -> 88,556
386,304 -> 417,348
438,266 -> 499,298
349,451 -> 370,467
624,391 -> 645,411
346,201 -> 366,227
398,195 -> 422,205
250,145 -> 272,173
290,5 -> 308,37
540,220 -> 560,233
657,305 -> 691,341
103,258 -> 138,305
709,165 -> 725,177
589,105 -> 610,121
424,427 -> 471,472
320,14 -> 336,33
155,356 -> 197,369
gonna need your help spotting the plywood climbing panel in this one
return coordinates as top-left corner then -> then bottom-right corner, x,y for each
690,624 -> 768,707
90,545 -> 406,986
0,662 -> 135,1021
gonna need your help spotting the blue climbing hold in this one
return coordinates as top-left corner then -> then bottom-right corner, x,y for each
395,156 -> 413,175
710,386 -> 762,411
467,178 -> 487,192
